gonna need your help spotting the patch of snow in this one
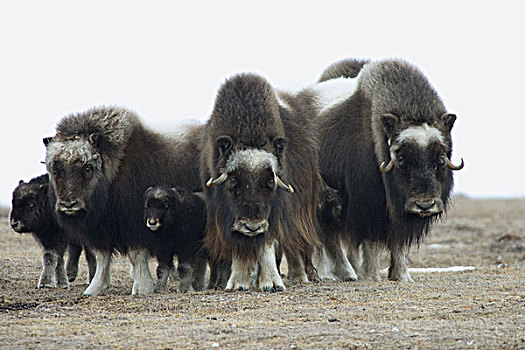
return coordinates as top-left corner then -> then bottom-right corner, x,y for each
408,266 -> 476,273
426,244 -> 450,250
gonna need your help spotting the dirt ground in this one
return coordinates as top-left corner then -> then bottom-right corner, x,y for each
0,196 -> 523,349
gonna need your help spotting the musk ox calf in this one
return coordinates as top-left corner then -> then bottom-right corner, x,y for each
10,174 -> 96,288
295,58 -> 464,282
44,106 -> 204,296
318,181 -> 344,232
143,186 -> 208,292
202,73 -> 321,292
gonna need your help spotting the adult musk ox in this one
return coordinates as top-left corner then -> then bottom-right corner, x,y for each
10,174 -> 96,288
201,73 -> 321,291
44,106 -> 203,296
296,58 -> 464,282
143,186 -> 208,292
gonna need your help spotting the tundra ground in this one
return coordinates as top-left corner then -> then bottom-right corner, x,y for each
0,196 -> 523,349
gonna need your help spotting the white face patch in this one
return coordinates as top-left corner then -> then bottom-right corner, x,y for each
149,187 -> 168,200
226,149 -> 278,174
46,139 -> 98,166
396,123 -> 445,147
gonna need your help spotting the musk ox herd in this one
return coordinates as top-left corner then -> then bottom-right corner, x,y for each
9,58 -> 464,296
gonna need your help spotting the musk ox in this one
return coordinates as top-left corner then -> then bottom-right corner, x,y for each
201,73 -> 321,292
143,186 -> 208,292
10,174 -> 96,288
294,58 -> 464,282
44,106 -> 204,296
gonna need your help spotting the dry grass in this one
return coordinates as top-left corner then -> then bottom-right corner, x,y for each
0,197 -> 524,349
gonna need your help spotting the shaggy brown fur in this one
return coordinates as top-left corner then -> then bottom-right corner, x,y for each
318,58 -> 370,82
297,58 -> 461,281
44,106 -> 204,295
10,174 -> 96,288
201,73 -> 321,290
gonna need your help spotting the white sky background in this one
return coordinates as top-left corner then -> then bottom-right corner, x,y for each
0,1 -> 524,206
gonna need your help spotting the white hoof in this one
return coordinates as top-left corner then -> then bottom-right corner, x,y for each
132,279 -> 155,296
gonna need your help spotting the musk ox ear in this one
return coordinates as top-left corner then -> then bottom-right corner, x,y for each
18,180 -> 25,185
89,133 -> 103,150
273,137 -> 286,155
216,135 -> 233,157
439,113 -> 457,132
89,132 -> 112,154
172,187 -> 186,201
144,186 -> 154,197
380,114 -> 399,137
43,137 -> 53,147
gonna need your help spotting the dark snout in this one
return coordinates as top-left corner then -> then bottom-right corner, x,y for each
56,199 -> 86,216
406,197 -> 444,217
232,218 -> 269,237
146,217 -> 161,231
9,218 -> 26,233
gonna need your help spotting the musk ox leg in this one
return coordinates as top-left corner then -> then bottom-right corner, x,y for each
66,243 -> 82,283
388,244 -> 414,282
154,253 -> 174,293
313,247 -> 335,280
177,258 -> 195,293
304,251 -> 321,283
225,257 -> 255,291
38,250 -> 58,288
284,252 -> 308,286
84,247 -> 97,284
55,250 -> 69,288
192,254 -> 208,291
359,240 -> 382,281
208,261 -> 219,289
83,250 -> 112,296
324,237 -> 357,282
346,242 -> 361,276
257,243 -> 286,292
275,244 -> 283,277
208,259 -> 230,290
154,262 -> 172,293
128,248 -> 155,296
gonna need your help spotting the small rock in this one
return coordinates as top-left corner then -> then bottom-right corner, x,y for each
211,343 -> 219,348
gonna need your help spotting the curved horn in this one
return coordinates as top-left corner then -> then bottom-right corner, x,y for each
379,160 -> 394,174
447,157 -> 464,171
206,173 -> 228,187
276,175 -> 294,194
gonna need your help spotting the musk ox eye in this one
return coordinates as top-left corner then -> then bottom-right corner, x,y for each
84,165 -> 93,173
438,154 -> 447,167
28,203 -> 35,210
266,177 -> 275,189
164,204 -> 169,210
